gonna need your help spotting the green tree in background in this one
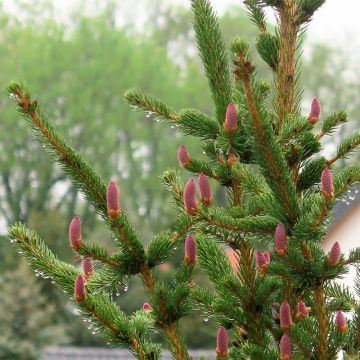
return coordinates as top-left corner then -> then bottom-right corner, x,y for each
0,263 -> 67,360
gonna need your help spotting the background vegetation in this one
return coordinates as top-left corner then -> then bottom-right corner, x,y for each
0,0 -> 358,358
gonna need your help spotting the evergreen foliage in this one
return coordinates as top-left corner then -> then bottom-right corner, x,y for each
6,0 -> 360,359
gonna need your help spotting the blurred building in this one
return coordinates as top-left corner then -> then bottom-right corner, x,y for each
323,186 -> 360,293
41,347 -> 215,360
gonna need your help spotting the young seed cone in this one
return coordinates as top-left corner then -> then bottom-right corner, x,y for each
74,275 -> 86,302
275,223 -> 287,256
321,168 -> 334,200
280,301 -> 293,330
198,172 -> 212,206
184,234 -> 196,265
183,178 -> 197,215
107,181 -> 121,219
69,216 -> 82,250
177,144 -> 191,167
224,103 -> 238,132
216,326 -> 228,357
308,97 -> 321,124
336,310 -> 348,333
328,241 -> 341,266
82,257 -> 95,278
280,332 -> 291,360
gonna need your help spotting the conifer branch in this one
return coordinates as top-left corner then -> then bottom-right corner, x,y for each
78,241 -> 120,267
327,131 -> 360,165
191,0 -> 232,124
232,42 -> 299,222
7,82 -> 145,263
275,0 -> 300,127
314,285 -> 329,360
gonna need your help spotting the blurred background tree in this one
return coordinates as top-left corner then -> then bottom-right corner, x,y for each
0,0 -> 359,356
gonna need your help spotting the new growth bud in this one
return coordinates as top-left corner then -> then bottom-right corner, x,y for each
107,181 -> 121,219
143,302 -> 153,312
328,241 -> 341,266
280,301 -> 293,330
336,310 -> 348,333
280,332 -> 292,360
82,257 -> 94,278
177,144 -> 191,167
69,216 -> 82,250
308,97 -> 321,124
74,275 -> 86,302
183,178 -> 197,215
216,326 -> 228,357
296,301 -> 311,319
321,168 -> 334,200
256,251 -> 270,276
275,224 -> 287,256
184,234 -> 196,265
198,173 -> 212,206
224,103 -> 238,132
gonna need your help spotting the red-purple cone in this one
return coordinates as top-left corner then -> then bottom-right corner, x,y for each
308,97 -> 321,124
198,173 -> 212,206
275,224 -> 287,256
183,178 -> 197,215
216,326 -> 228,357
328,241 -> 341,266
177,144 -> 191,167
143,302 -> 153,312
224,103 -> 238,132
256,251 -> 270,276
280,332 -> 292,360
74,275 -> 85,302
69,216 -> 82,250
184,234 -> 196,265
336,310 -> 348,333
82,257 -> 94,278
321,168 -> 334,200
280,301 -> 293,330
107,181 -> 121,219
296,301 -> 311,319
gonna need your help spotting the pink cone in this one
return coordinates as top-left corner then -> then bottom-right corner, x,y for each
183,178 -> 197,215
280,301 -> 292,330
321,168 -> 334,200
82,257 -> 94,278
69,216 -> 82,250
198,173 -> 212,206
74,275 -> 85,302
280,332 -> 291,360
216,326 -> 228,357
336,310 -> 348,333
256,251 -> 270,276
107,181 -> 121,219
328,241 -> 341,266
184,234 -> 196,265
296,301 -> 311,319
275,224 -> 287,256
224,103 -> 238,132
143,302 -> 153,312
177,144 -> 191,167
308,97 -> 321,124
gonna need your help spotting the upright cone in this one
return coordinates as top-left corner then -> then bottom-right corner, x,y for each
275,224 -> 287,256
82,257 -> 95,278
216,326 -> 228,357
184,234 -> 196,265
183,178 -> 197,215
280,301 -> 293,330
328,241 -> 341,266
308,97 -> 321,124
336,310 -> 348,333
198,173 -> 212,206
107,181 -> 121,219
321,168 -> 334,200
224,103 -> 238,132
177,144 -> 191,167
74,275 -> 86,302
69,216 -> 82,250
280,332 -> 292,360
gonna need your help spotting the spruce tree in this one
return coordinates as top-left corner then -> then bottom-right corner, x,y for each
6,0 -> 360,359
